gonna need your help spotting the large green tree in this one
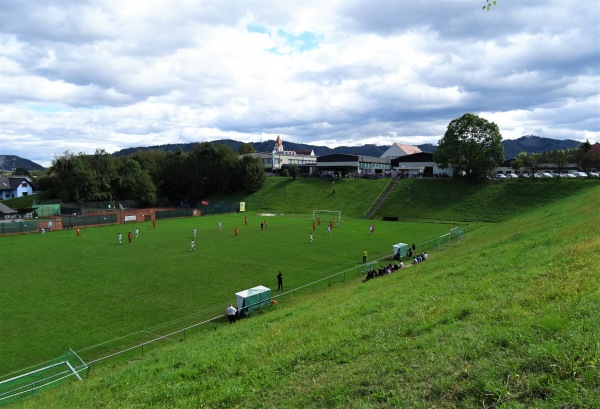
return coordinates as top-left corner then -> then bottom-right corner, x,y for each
433,113 -> 505,180
238,155 -> 266,192
159,148 -> 188,202
48,151 -> 112,202
113,158 -> 157,206
238,142 -> 256,155
186,143 -> 240,198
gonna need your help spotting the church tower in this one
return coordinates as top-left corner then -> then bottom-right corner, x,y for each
274,135 -> 284,152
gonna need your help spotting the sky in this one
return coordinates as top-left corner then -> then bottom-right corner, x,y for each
1,0 -> 599,167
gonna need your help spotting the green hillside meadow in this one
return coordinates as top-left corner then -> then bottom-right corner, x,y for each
3,178 -> 600,408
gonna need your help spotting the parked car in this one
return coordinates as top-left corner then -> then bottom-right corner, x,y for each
507,173 -> 519,179
574,172 -> 588,178
496,174 -> 507,179
541,172 -> 554,178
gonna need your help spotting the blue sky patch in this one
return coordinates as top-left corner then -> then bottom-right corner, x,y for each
247,23 -> 268,34
28,104 -> 70,113
278,29 -> 321,52
247,24 -> 320,53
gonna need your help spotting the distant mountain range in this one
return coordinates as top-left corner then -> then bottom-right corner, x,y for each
1,136 -> 584,171
112,135 -> 582,160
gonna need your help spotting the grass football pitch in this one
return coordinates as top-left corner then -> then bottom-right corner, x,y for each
1,212 -> 450,376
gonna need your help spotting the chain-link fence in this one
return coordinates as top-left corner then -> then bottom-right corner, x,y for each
0,220 -> 39,235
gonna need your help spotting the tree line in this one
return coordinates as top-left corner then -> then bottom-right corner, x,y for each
41,143 -> 265,205
433,113 -> 597,179
511,141 -> 599,176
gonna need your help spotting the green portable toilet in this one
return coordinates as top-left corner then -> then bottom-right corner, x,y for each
235,285 -> 272,316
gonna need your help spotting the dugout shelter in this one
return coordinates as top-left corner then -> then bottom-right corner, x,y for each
235,285 -> 272,316
393,243 -> 409,260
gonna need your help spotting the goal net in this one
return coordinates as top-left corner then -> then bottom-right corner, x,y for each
450,227 -> 465,244
312,210 -> 342,226
0,349 -> 87,405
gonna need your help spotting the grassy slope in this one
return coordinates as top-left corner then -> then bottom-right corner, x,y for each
217,177 -> 598,222
377,178 -> 597,222
210,177 -> 389,218
17,182 -> 600,408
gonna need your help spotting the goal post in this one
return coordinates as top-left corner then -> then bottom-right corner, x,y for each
0,349 -> 87,405
312,210 -> 342,226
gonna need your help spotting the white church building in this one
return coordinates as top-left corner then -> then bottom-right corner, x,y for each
246,135 -> 317,175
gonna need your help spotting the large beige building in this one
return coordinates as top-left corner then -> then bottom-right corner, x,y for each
246,135 -> 317,175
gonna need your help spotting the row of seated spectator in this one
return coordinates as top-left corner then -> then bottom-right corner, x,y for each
412,252 -> 428,264
315,172 -> 429,179
1,212 -> 34,221
363,261 -> 404,283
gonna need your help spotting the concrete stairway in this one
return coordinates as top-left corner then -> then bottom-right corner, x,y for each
363,175 -> 401,219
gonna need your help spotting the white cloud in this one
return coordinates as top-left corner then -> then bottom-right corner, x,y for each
0,0 -> 598,167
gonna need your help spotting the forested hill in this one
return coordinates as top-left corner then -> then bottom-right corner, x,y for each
1,136 -> 584,171
502,135 -> 582,159
112,135 -> 582,159
0,155 -> 45,172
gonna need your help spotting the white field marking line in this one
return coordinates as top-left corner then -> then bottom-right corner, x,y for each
81,242 -> 199,260
141,329 -> 176,342
78,330 -> 158,353
78,305 -> 225,354
142,309 -> 224,333
77,319 -> 193,353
